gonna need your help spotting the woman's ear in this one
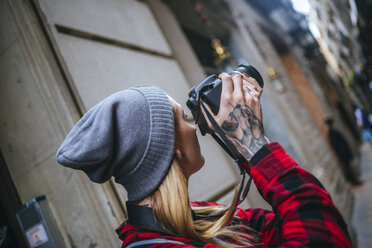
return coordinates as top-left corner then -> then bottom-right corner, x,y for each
174,147 -> 183,160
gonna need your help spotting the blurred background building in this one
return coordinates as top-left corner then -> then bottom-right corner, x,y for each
308,0 -> 360,81
1,0 -> 371,247
307,0 -> 372,112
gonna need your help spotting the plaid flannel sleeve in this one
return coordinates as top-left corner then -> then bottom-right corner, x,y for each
239,142 -> 352,247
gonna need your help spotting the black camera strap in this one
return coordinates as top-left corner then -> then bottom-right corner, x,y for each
199,102 -> 252,218
200,102 -> 244,173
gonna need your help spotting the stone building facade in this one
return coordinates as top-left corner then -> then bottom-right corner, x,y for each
308,0 -> 361,83
227,0 -> 356,232
0,0 -> 356,246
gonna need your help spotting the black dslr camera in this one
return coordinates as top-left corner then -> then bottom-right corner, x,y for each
187,64 -> 264,135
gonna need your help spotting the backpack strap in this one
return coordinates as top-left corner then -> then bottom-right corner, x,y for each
126,238 -> 185,248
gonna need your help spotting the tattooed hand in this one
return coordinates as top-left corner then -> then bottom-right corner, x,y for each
202,73 -> 270,161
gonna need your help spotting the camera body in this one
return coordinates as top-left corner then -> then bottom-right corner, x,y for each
187,64 -> 264,135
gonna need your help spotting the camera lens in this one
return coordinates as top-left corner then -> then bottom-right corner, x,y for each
235,64 -> 264,88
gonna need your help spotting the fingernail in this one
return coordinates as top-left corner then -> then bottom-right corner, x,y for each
219,72 -> 228,78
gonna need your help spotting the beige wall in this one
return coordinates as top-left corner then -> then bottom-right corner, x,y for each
1,0 -> 241,246
35,0 -> 241,202
1,0 -> 122,246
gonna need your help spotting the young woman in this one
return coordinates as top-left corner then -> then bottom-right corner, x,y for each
57,74 -> 352,247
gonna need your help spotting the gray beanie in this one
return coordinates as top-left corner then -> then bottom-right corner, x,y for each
56,86 -> 175,202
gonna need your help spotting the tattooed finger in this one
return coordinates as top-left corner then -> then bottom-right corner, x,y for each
243,86 -> 250,94
232,74 -> 244,101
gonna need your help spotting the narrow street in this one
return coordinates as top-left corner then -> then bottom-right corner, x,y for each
352,142 -> 372,248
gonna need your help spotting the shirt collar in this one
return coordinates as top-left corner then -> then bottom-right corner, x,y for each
125,203 -> 171,234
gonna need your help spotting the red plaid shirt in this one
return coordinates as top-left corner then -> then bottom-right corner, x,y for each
116,142 -> 352,247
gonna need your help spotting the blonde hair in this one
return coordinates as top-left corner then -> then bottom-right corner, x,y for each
139,160 -> 257,248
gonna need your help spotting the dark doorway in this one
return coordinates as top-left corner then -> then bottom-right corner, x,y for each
0,151 -> 27,248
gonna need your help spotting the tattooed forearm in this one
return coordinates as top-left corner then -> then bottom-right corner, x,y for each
221,104 -> 269,160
